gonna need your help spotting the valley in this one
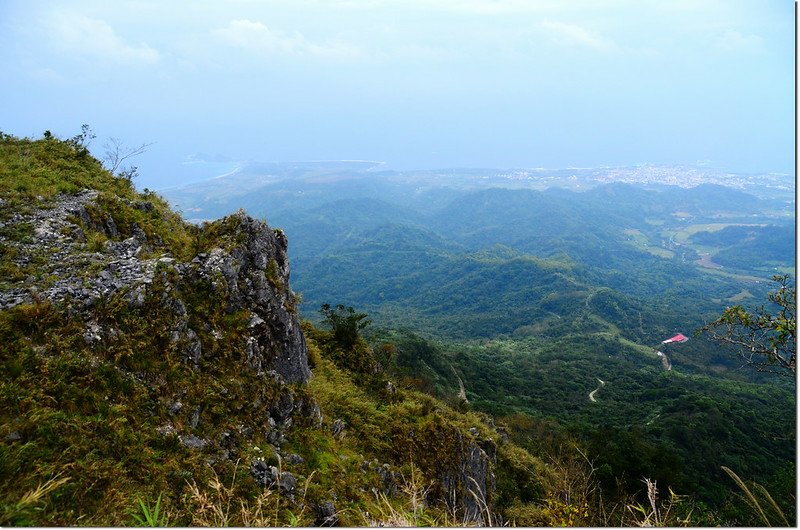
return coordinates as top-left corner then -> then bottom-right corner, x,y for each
1,0 -> 793,525
0,137 -> 792,526
164,160 -> 796,521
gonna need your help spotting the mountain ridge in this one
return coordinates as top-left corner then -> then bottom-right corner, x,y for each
1,132 -> 794,526
0,131 -> 574,526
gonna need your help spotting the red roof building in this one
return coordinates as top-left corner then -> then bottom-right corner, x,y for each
662,333 -> 688,344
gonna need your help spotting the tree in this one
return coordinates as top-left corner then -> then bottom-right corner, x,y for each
700,275 -> 795,377
65,124 -> 96,156
102,137 -> 153,181
319,303 -> 371,350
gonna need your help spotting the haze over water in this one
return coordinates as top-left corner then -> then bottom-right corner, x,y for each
0,1 -> 793,190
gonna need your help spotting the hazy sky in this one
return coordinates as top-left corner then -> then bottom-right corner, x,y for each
0,0 -> 794,189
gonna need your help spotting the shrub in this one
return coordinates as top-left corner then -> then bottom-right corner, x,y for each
319,304 -> 371,350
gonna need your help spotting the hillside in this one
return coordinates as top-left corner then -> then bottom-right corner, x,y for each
164,159 -> 796,525
164,162 -> 794,317
0,133 -> 607,526
1,133 -> 794,527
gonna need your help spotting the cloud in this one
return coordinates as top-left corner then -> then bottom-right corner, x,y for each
540,20 -> 616,52
714,29 -> 764,53
213,19 -> 362,59
48,13 -> 160,64
323,0 -> 602,14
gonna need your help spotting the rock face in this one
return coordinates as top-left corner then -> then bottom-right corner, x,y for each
0,192 -> 310,384
440,431 -> 497,525
186,213 -> 310,383
0,190 -> 160,310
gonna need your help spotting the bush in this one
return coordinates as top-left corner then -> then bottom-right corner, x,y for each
319,304 -> 371,350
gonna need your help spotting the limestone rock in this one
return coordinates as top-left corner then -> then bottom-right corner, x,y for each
4,432 -> 22,442
1,189 -> 325,505
439,430 -> 497,525
331,419 -> 346,438
0,195 -> 312,390
187,213 -> 310,383
179,434 -> 208,450
315,501 -> 338,527
270,391 -> 294,422
285,453 -> 304,465
250,459 -> 275,487
249,460 -> 296,494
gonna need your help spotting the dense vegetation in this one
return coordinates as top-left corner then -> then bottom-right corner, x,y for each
1,132 -> 794,526
366,327 -> 795,518
165,157 -> 795,525
690,224 -> 794,271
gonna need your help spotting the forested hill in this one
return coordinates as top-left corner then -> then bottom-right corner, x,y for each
165,158 -> 796,525
0,134 -> 794,526
0,132 -> 683,527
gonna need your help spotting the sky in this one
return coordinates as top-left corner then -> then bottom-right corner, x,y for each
0,0 -> 795,190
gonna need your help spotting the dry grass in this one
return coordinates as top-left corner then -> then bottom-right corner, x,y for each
0,474 -> 70,526
367,464 -> 439,527
722,466 -> 789,527
363,464 -> 498,527
624,478 -> 692,527
183,461 -> 317,527
538,445 -> 597,526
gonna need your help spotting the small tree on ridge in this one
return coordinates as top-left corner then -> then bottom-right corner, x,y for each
319,303 -> 371,350
700,274 -> 795,378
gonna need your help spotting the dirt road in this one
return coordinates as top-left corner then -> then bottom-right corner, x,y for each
588,378 -> 606,402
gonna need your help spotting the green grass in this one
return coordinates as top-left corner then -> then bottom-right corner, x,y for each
130,493 -> 170,527
676,223 -> 768,244
1,131 -> 792,526
727,289 -> 753,302
623,229 -> 675,258
0,133 -> 134,201
697,266 -> 766,283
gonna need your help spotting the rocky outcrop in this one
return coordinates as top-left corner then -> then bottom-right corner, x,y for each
440,429 -> 497,525
185,213 -> 310,383
395,417 -> 499,525
2,190 -> 319,508
0,192 -> 310,384
250,460 -> 297,493
314,501 -> 339,526
1,185 -> 510,525
0,190 -> 160,310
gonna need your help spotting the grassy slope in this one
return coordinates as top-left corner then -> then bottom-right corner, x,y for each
1,133 -> 791,526
0,133 -> 573,526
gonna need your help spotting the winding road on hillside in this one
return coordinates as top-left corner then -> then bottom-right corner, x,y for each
656,350 -> 672,370
588,378 -> 606,402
